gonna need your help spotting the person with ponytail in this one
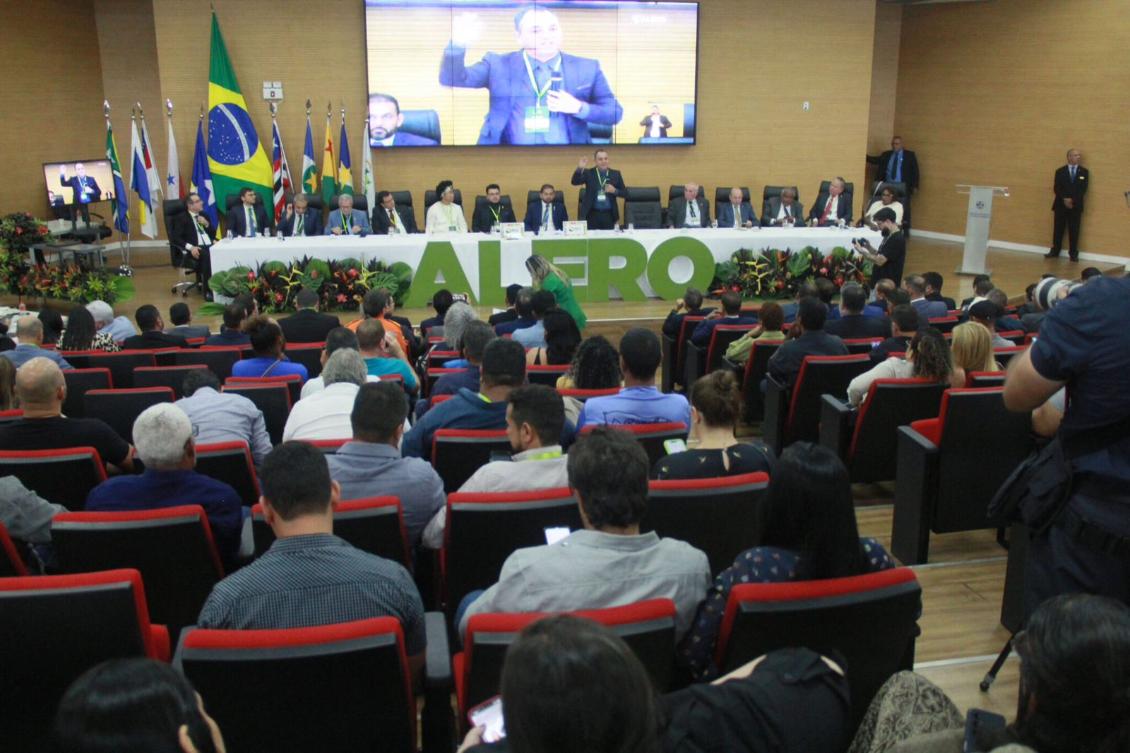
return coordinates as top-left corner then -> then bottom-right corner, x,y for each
847,326 -> 951,407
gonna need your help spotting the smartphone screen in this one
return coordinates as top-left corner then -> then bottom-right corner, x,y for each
544,526 -> 570,545
469,696 -> 506,743
663,438 -> 687,455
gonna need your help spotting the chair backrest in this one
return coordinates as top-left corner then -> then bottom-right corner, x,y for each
0,522 -> 28,576
194,440 -> 260,506
967,371 -> 1006,388
62,367 -> 113,417
927,316 -> 959,334
579,422 -> 688,466
132,364 -> 209,398
52,505 -> 224,636
331,193 -> 368,213
431,429 -> 513,493
427,349 -> 462,369
443,487 -> 581,609
82,350 -> 157,388
875,181 -> 908,202
225,374 -> 302,406
423,188 -> 463,211
842,337 -> 882,355
221,383 -> 292,445
0,447 -> 107,510
0,569 -> 165,750
706,324 -> 755,372
623,186 -> 662,228
817,180 -> 855,210
0,408 -> 23,423
163,198 -> 188,263
668,184 -> 704,201
386,189 -> 414,210
471,194 -> 513,232
741,339 -> 783,423
785,355 -> 872,444
308,437 -> 349,454
175,347 -> 241,379
251,497 -> 410,567
400,108 -> 441,144
84,387 -> 176,443
177,617 -> 416,753
557,387 -> 620,401
762,185 -> 800,203
716,568 -> 922,731
526,189 -> 567,211
425,367 -> 466,398
993,345 -> 1025,366
644,472 -> 770,575
674,315 -> 706,380
526,364 -> 570,386
284,342 -> 325,379
715,186 -> 752,205
459,599 -> 677,714
847,379 -> 947,482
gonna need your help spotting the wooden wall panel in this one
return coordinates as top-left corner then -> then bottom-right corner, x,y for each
866,2 -> 901,154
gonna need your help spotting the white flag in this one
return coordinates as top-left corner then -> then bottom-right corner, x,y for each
129,118 -> 158,238
360,118 -> 376,212
138,111 -> 163,203
166,115 -> 182,199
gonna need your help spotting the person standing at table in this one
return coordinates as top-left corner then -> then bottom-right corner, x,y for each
325,194 -> 370,236
425,180 -> 468,234
666,182 -> 710,229
277,193 -> 323,237
226,186 -> 270,237
716,187 -> 756,228
1046,148 -> 1088,261
472,183 -> 516,233
372,191 -> 418,235
572,149 -> 625,230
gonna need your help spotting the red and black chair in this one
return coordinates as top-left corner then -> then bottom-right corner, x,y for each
0,408 -> 22,423
251,497 -> 410,568
425,367 -> 466,398
221,382 -> 292,446
175,347 -> 242,380
52,505 -> 224,638
0,569 -> 170,751
456,599 -> 678,722
79,350 -> 157,388
967,371 -> 1006,388
819,378 -> 947,483
714,568 -> 922,732
62,367 -> 113,417
176,615 -> 454,753
683,324 -> 757,387
927,316 -> 960,334
307,437 -> 349,454
670,314 -> 706,389
992,345 -> 1026,367
442,487 -> 580,611
644,472 -> 771,575
892,387 -> 1034,564
578,422 -> 688,466
527,363 -> 570,387
740,339 -> 783,424
997,330 -> 1026,346
427,349 -> 462,369
557,387 -> 620,402
431,429 -> 512,493
194,440 -> 260,506
762,354 -> 872,455
0,446 -> 107,510
84,386 -> 176,443
0,522 -> 29,576
225,374 -> 303,406
284,342 -> 325,379
842,337 -> 883,355
133,364 -> 210,398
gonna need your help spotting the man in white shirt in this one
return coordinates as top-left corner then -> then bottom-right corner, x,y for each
762,187 -> 804,227
809,177 -> 850,226
666,182 -> 709,229
422,384 -> 568,549
282,349 -> 367,442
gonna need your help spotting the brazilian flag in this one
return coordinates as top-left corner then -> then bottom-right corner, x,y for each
207,13 -> 272,218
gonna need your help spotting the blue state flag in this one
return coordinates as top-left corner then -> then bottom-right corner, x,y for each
190,119 -> 220,236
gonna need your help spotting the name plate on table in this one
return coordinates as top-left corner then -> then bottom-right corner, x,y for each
500,222 -> 524,240
563,220 -> 588,237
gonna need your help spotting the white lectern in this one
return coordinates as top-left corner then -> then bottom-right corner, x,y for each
955,184 -> 1009,276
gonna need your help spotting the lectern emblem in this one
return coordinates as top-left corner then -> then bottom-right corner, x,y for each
975,200 -> 985,210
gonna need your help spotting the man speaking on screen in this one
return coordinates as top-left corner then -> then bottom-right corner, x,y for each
439,6 -> 623,145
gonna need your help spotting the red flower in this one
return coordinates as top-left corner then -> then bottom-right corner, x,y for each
819,267 -> 828,276
337,293 -> 348,303
274,292 -> 284,304
775,280 -> 785,290
834,276 -> 845,286
246,271 -> 255,281
38,226 -> 48,235
348,268 -> 359,279
14,227 -> 22,235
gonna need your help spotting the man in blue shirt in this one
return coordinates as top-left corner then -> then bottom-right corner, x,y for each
85,403 -> 243,568
690,291 -> 757,347
513,290 -> 556,349
579,328 -> 690,430
1,317 -> 71,370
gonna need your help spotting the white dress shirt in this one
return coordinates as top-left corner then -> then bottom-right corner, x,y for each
282,382 -> 359,441
684,201 -> 700,227
539,201 -> 556,232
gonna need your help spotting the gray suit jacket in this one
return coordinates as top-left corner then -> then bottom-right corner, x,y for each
761,197 -> 806,226
667,197 -> 710,228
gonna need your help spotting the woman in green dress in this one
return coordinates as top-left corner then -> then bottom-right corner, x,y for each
525,255 -> 587,330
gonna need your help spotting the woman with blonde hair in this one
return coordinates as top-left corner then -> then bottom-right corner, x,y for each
525,255 -> 586,330
950,321 -> 1000,387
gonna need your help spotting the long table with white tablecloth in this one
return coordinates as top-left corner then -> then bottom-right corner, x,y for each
209,227 -> 881,307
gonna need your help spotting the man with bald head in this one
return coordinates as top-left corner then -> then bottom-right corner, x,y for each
1,316 -> 72,369
666,182 -> 710,229
0,357 -> 133,472
716,187 -> 756,228
809,177 -> 852,226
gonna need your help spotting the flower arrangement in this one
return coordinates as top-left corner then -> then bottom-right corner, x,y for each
207,257 -> 413,313
712,246 -> 871,299
0,212 -> 50,294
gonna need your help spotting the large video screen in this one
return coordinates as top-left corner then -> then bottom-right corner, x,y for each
43,160 -> 115,208
364,0 -> 699,148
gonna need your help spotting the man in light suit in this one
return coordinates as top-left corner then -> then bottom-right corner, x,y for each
808,178 -> 852,226
225,187 -> 271,237
524,183 -> 568,234
372,191 -> 419,234
325,194 -> 371,236
276,193 -> 323,237
368,93 -> 439,148
571,149 -> 626,230
716,187 -> 756,228
439,6 -> 623,145
761,187 -> 804,227
1046,148 -> 1088,261
666,182 -> 710,228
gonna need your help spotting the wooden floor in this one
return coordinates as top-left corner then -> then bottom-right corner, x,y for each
112,234 -> 1115,714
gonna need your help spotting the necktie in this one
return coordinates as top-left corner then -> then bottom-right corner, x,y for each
247,206 -> 256,236
388,208 -> 395,228
733,204 -> 741,228
542,204 -> 550,228
820,195 -> 835,223
295,214 -> 304,236
688,202 -> 697,226
1070,166 -> 1076,181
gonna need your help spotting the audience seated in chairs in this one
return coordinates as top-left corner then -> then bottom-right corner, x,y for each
277,288 -> 341,344
495,287 -> 537,337
420,288 -> 455,337
826,283 -> 892,340
923,271 -> 957,311
905,275 -> 948,320
577,328 -> 689,430
84,403 -> 243,569
691,291 -> 757,348
949,322 -> 1001,388
458,426 -> 710,639
870,303 -> 919,363
488,284 -> 523,328
357,318 -> 418,391
417,320 -> 494,421
196,442 -> 425,677
867,278 -> 898,317
2,317 -> 73,370
86,299 -> 138,344
300,327 -> 381,399
402,338 -> 524,459
327,381 -> 445,547
987,288 -> 1027,332
165,302 -> 210,340
122,305 -> 189,350
662,287 -> 715,339
433,301 -> 477,366
653,370 -> 774,480
0,359 -> 12,409
526,308 -> 581,367
230,315 -> 308,382
0,358 -> 133,472
557,335 -> 622,424
58,305 -> 120,353
681,443 -> 894,679
766,298 -> 849,388
0,475 -> 65,552
724,301 -> 787,367
203,303 -> 251,347
346,288 -> 411,356
960,275 -> 995,311
967,301 -> 1014,349
847,328 -> 952,407
282,349 -> 367,442
512,291 -> 557,350
176,368 -> 272,468
457,615 -> 853,753
51,658 -> 227,753
38,309 -> 64,346
422,384 -> 567,549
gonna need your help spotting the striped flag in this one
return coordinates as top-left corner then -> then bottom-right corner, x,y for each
104,117 -> 129,234
270,117 -> 293,222
189,118 -> 220,237
166,113 -> 183,199
320,112 -> 336,205
138,110 -> 163,203
337,114 -> 353,196
360,117 -> 376,211
301,114 -> 317,196
129,117 -> 158,238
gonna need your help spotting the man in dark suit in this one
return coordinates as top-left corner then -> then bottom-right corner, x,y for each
368,93 -> 439,147
761,187 -> 804,227
490,284 -> 524,327
639,105 -> 671,139
122,305 -> 188,350
808,178 -> 852,226
439,7 -> 623,145
1047,148 -> 1088,261
867,136 -> 919,228
572,149 -> 626,230
716,187 -> 757,228
523,183 -> 568,233
666,183 -> 710,228
662,288 -> 715,338
922,272 -> 956,311
226,187 -> 270,237
691,291 -> 757,347
904,275 -> 949,319
276,193 -> 323,237
278,289 -> 341,344
165,302 -> 210,340
767,298 -> 849,388
472,183 -> 517,232
58,163 -> 102,206
826,283 -> 891,340
372,191 -> 419,234
170,192 -> 216,299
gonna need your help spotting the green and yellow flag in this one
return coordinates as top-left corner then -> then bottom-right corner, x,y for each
320,112 -> 337,206
206,13 -> 272,216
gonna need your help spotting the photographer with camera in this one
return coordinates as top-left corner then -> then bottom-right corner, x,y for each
1002,273 -> 1130,612
852,208 -> 905,287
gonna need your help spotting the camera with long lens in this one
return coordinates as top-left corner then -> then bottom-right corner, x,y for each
1034,277 -> 1081,311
